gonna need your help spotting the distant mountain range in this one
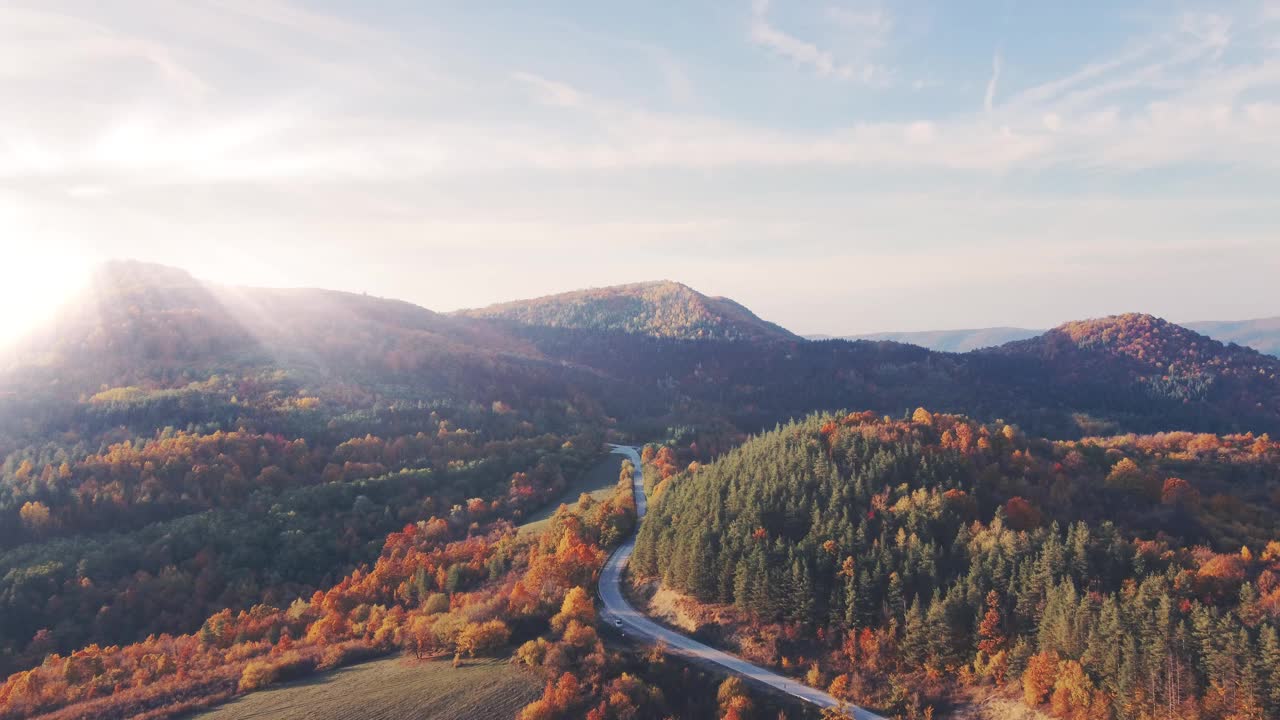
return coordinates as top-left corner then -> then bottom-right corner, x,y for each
4,261 -> 1279,442
811,317 -> 1280,357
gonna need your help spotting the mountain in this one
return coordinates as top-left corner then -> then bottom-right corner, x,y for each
459,280 -> 800,342
6,266 -> 1277,446
6,260 -> 539,382
0,261 -> 647,489
985,313 -> 1280,435
1185,316 -> 1280,356
814,316 -> 1280,357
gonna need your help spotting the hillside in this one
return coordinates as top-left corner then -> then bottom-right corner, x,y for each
0,261 -> 624,675
979,313 -> 1280,435
633,411 -> 1280,719
3,260 -> 542,391
459,280 -> 800,342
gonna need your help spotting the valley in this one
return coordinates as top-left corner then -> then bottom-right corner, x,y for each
0,262 -> 1276,720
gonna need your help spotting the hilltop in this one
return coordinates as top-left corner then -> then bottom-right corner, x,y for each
812,316 -> 1280,357
985,313 -> 1280,435
459,280 -> 800,342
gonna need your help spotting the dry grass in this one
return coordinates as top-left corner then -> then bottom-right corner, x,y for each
194,655 -> 539,720
949,690 -> 1056,720
518,454 -> 620,535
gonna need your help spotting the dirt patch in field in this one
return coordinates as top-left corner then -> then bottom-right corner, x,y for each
949,690 -> 1055,720
646,586 -> 716,633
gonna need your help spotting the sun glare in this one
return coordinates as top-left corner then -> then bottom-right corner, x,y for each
0,243 -> 92,346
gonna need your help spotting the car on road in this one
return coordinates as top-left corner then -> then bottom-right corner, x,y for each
614,619 -> 622,627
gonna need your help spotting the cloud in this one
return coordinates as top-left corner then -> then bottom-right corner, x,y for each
3,0 -> 1280,190
511,72 -> 583,107
748,0 -> 884,83
984,52 -> 1002,114
825,6 -> 892,36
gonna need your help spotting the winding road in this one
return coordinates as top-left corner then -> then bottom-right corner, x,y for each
598,444 -> 885,720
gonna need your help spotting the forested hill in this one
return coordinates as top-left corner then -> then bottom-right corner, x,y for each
633,410 -> 1280,718
7,265 -> 1280,450
987,313 -> 1280,435
3,260 -> 542,390
819,317 -> 1280,357
458,280 -> 800,342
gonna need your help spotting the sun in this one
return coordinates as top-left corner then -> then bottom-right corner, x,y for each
0,240 -> 93,347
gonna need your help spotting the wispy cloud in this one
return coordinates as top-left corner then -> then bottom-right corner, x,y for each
748,0 -> 885,83
3,1 -> 1280,187
984,52 -> 1002,114
511,72 -> 583,107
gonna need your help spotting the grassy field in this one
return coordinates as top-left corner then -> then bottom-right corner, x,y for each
518,453 -> 621,535
196,655 -> 539,720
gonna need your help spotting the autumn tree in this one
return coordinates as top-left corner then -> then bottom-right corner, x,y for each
1161,477 -> 1200,508
717,676 -> 754,719
551,586 -> 595,633
17,501 -> 51,534
1023,650 -> 1059,707
456,619 -> 510,657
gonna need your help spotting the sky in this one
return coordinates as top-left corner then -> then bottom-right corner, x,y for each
1,0 -> 1279,341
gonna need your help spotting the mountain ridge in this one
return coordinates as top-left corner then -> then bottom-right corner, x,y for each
458,279 -> 800,342
6,262 -> 1280,443
813,315 -> 1280,357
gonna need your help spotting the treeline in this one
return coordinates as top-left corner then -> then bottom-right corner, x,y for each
502,312 -> 1280,441
0,415 -> 565,547
633,411 -> 1280,719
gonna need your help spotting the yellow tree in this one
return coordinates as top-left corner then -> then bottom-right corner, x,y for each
456,619 -> 510,657
18,501 -> 52,534
551,586 -> 595,632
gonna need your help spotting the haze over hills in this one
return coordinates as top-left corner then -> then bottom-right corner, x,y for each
458,280 -> 800,342
817,317 -> 1280,357
1184,317 -> 1280,357
5,263 -> 1280,443
821,327 -> 1043,352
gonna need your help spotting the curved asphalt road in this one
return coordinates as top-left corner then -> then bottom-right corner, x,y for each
598,444 -> 885,720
